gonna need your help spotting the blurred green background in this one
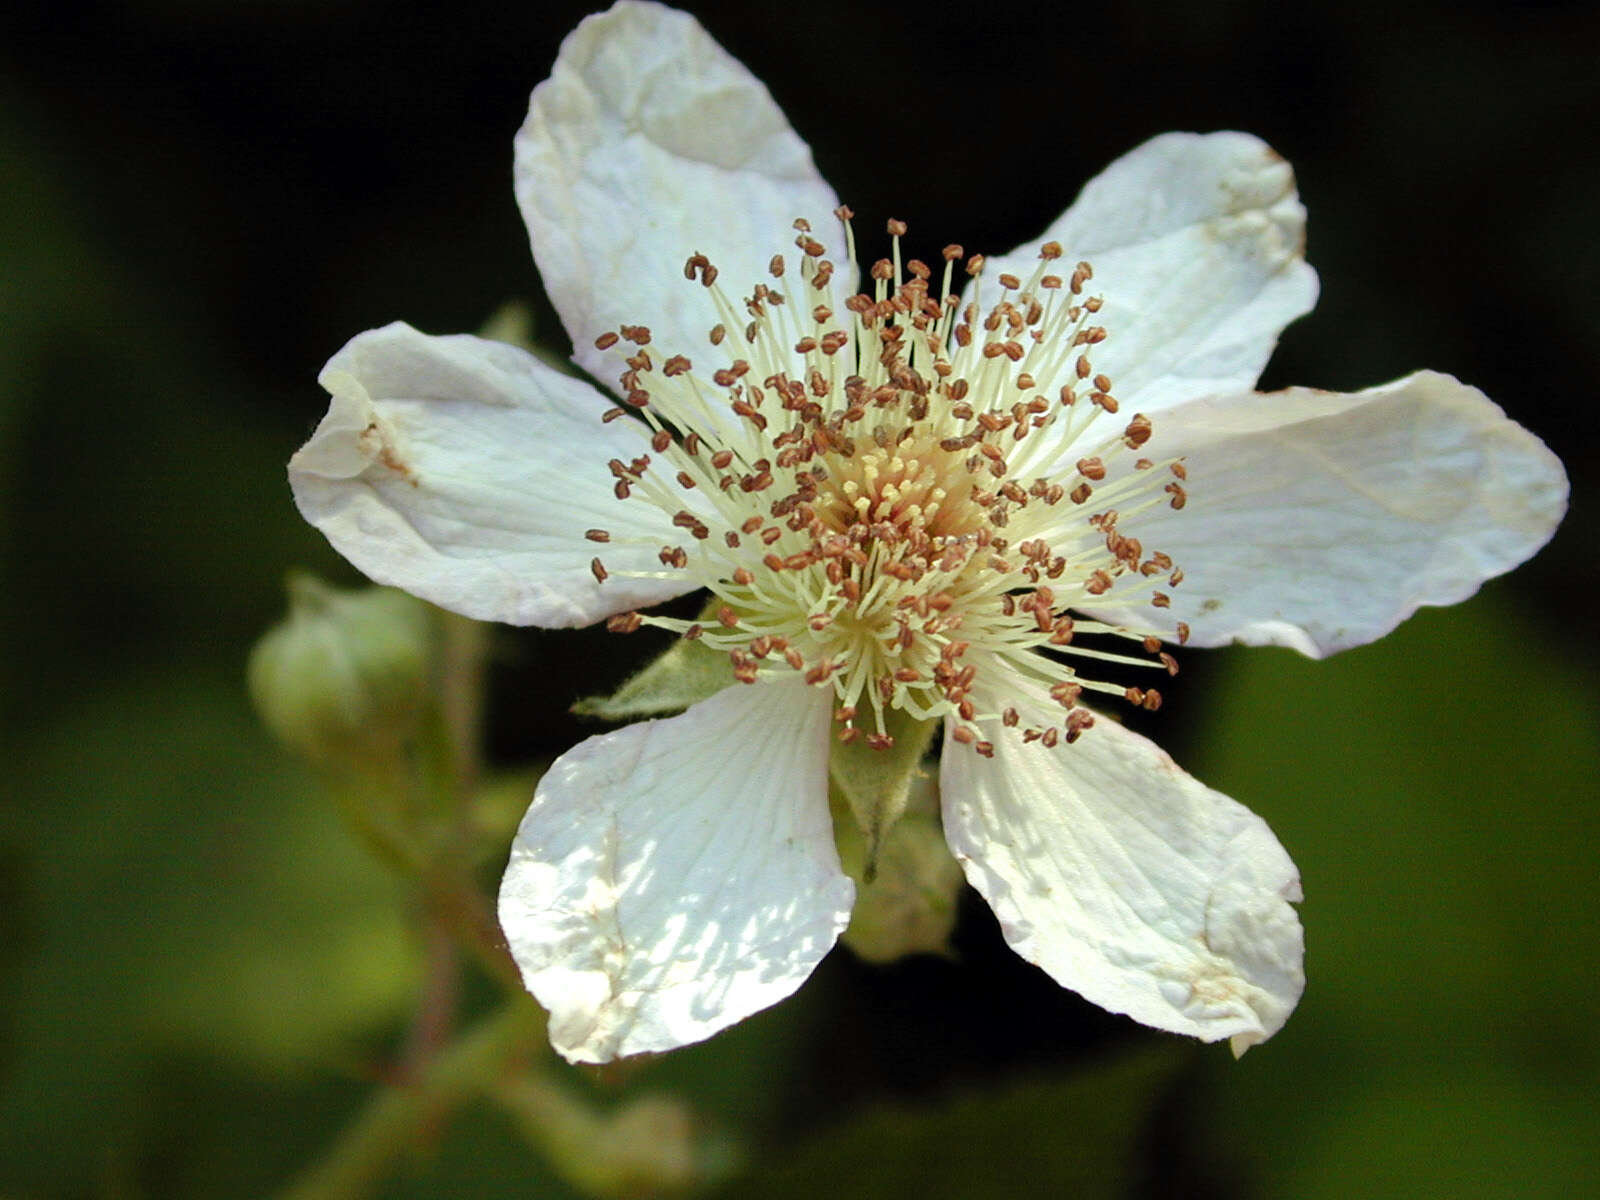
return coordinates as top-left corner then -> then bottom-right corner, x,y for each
3,0 -> 1596,1196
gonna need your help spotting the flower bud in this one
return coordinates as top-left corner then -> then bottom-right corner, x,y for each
248,572 -> 431,766
497,1077 -> 728,1198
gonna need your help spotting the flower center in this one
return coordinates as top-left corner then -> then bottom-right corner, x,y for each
584,212 -> 1188,754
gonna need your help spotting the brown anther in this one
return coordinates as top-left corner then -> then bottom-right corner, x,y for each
1075,457 -> 1106,481
803,660 -> 834,685
619,324 -> 651,345
1176,622 -> 1191,645
1085,569 -> 1113,595
1165,483 -> 1187,510
1151,592 -> 1171,608
942,243 -> 964,261
1015,372 -> 1035,390
732,567 -> 754,586
998,273 -> 1022,290
1039,241 -> 1063,260
951,725 -> 976,745
589,557 -> 608,583
601,407 -> 627,423
965,254 -> 986,277
585,529 -> 610,543
662,354 -> 692,377
716,605 -> 740,628
866,732 -> 895,751
870,258 -> 893,281
769,254 -> 785,278
1171,462 -> 1188,480
886,218 -> 908,236
1160,652 -> 1179,676
650,429 -> 672,453
1075,355 -> 1092,380
1123,414 -> 1153,449
594,331 -> 620,350
606,611 -> 642,633
1093,373 -> 1113,393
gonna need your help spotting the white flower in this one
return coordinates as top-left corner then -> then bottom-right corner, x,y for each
288,1 -> 1568,1064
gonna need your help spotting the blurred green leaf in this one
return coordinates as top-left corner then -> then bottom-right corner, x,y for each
1187,597 -> 1600,1197
1,668 -> 419,1194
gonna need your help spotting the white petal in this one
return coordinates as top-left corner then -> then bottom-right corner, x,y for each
970,131 -> 1317,412
941,679 -> 1303,1052
498,677 -> 852,1063
515,1 -> 850,386
291,322 -> 693,628
1083,371 -> 1569,656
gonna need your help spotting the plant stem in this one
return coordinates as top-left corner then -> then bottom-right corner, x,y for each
275,1002 -> 544,1200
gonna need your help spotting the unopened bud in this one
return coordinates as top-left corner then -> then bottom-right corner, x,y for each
497,1077 -> 730,1198
248,571 -> 431,766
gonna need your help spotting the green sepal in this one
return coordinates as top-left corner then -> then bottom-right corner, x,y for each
827,705 -> 939,883
833,770 -> 965,963
572,632 -> 733,721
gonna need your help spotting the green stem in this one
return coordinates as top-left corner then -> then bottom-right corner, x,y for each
275,1002 -> 544,1200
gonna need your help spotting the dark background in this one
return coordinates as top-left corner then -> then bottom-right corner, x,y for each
3,1 -> 1596,1197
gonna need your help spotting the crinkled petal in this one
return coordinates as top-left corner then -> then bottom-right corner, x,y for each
941,677 -> 1303,1053
291,322 -> 693,628
499,677 -> 852,1063
969,131 -> 1317,413
515,0 -> 851,387
1080,371 -> 1569,656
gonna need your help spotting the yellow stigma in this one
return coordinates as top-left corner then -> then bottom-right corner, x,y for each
584,213 -> 1189,753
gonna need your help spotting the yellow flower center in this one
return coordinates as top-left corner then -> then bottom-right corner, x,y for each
586,213 -> 1189,754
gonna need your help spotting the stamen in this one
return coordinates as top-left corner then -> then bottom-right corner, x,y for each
590,216 -> 1189,749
